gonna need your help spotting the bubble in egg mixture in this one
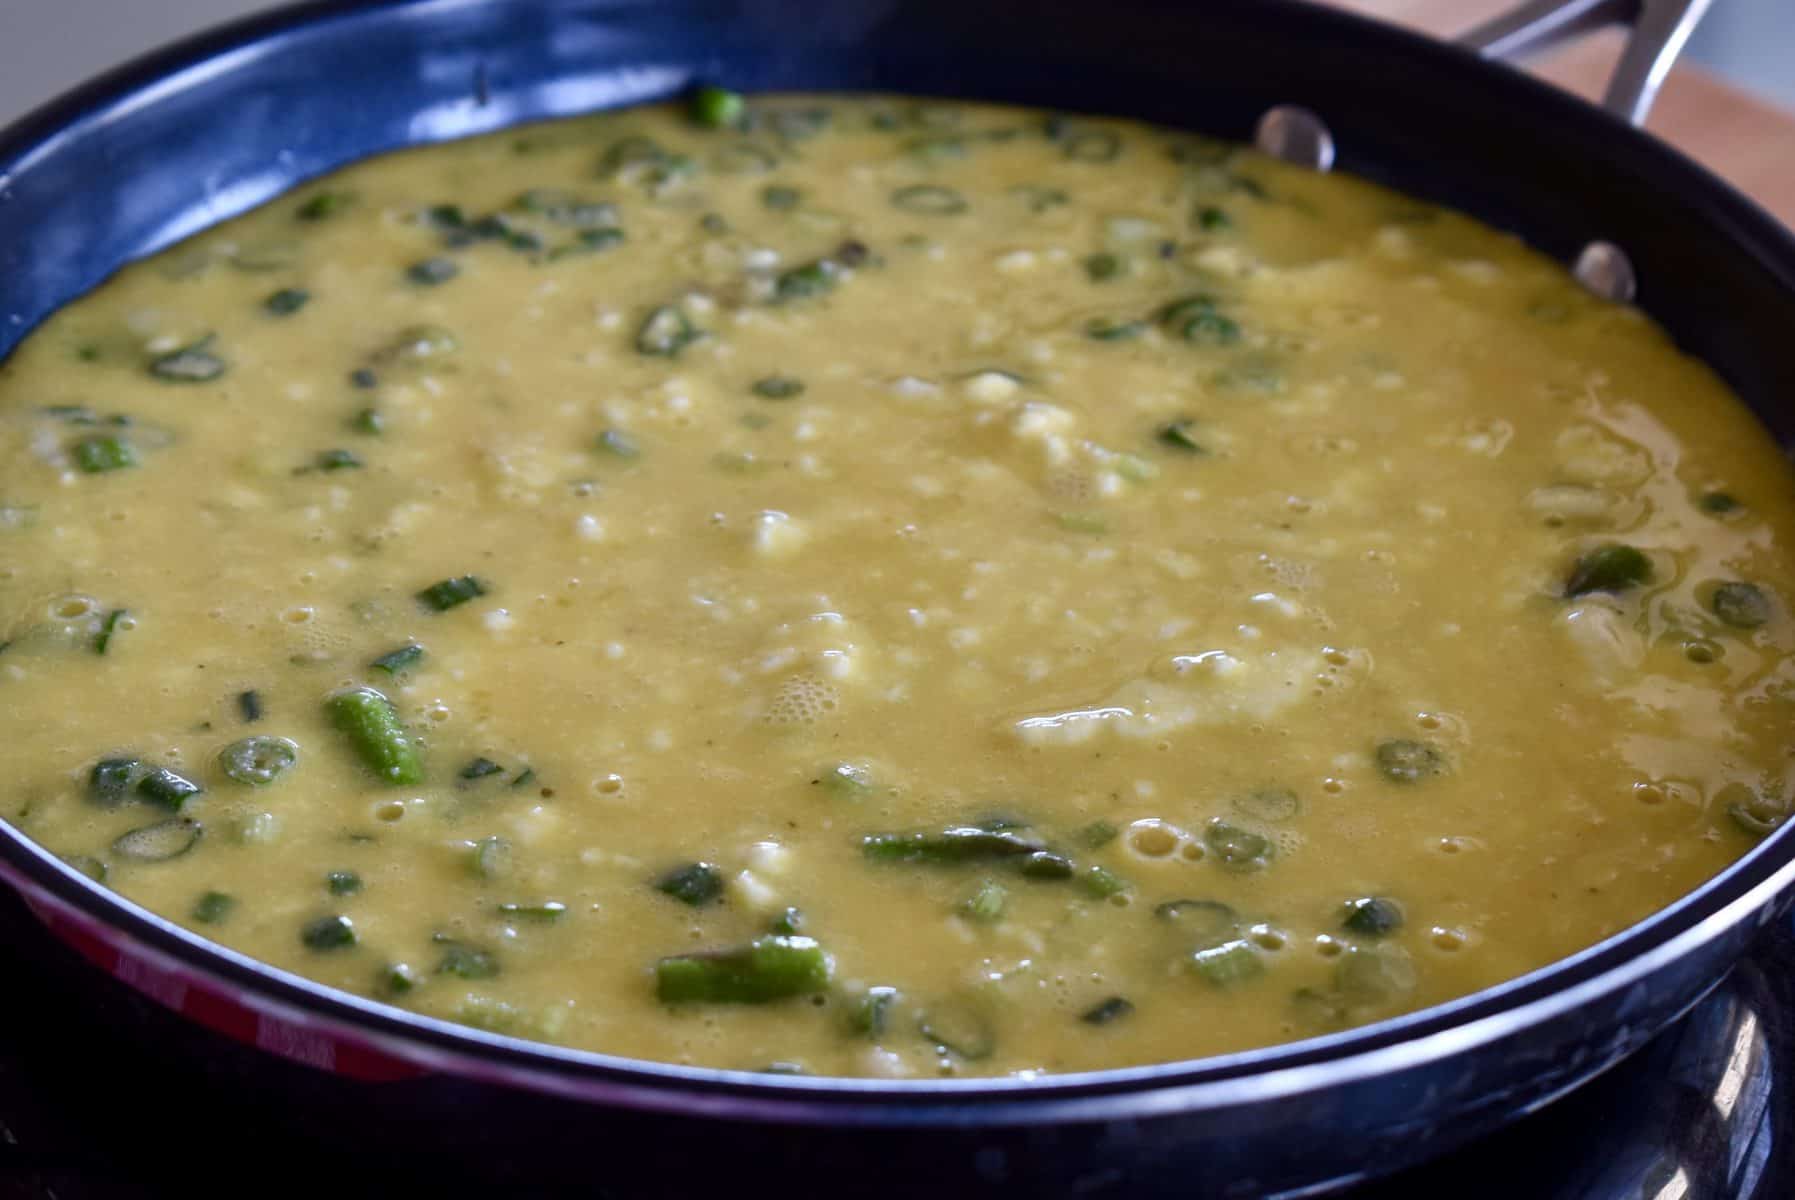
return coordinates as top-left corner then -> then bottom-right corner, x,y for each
762,673 -> 841,726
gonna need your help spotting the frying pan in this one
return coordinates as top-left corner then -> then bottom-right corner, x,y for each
4,0 -> 1795,1194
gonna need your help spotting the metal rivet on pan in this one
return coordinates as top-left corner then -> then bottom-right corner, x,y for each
1254,106 -> 1335,172
1574,241 -> 1637,303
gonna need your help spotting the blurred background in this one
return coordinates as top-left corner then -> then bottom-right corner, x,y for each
2,0 -> 1792,127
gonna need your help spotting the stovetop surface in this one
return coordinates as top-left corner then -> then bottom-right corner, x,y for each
1,889 -> 1790,1199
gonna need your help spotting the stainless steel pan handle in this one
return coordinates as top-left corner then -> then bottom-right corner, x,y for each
1459,0 -> 1716,126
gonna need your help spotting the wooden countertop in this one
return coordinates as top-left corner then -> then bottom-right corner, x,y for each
1330,0 -> 1795,227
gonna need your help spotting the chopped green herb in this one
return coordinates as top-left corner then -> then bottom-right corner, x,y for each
1080,996 -> 1135,1025
1699,491 -> 1741,515
690,85 -> 746,129
314,449 -> 362,472
72,435 -> 137,474
1196,206 -> 1232,231
264,287 -> 311,316
1084,252 -> 1124,282
1062,130 -> 1121,162
435,937 -> 500,978
1374,738 -> 1447,784
774,259 -> 839,302
326,870 -> 363,897
1175,310 -> 1241,345
656,861 -> 724,906
1055,511 -> 1110,535
460,757 -> 505,781
1155,899 -> 1240,944
93,609 -> 128,655
237,691 -> 264,724
370,643 -> 424,675
192,891 -> 236,924
761,185 -> 802,211
771,907 -> 804,935
656,936 -> 833,1004
349,407 -> 385,435
218,736 -> 299,787
752,375 -> 806,400
296,191 -> 354,221
417,575 -> 488,612
406,257 -> 460,286
497,901 -> 568,922
301,911 -> 357,947
635,305 -> 702,357
382,962 -> 421,995
1085,317 -> 1146,342
350,368 -> 379,389
596,428 -> 641,459
149,337 -> 226,382
1564,543 -> 1652,597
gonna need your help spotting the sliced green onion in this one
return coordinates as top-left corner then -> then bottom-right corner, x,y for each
370,643 -> 424,675
1080,996 -> 1134,1025
1083,252 -> 1124,282
435,936 -> 500,978
417,575 -> 488,612
218,736 -> 299,787
326,870 -> 363,896
326,686 -> 423,786
655,861 -> 724,906
406,257 -> 460,286
1374,738 -> 1447,783
1564,543 -> 1652,597
497,901 -> 568,922
1710,582 -> 1772,629
1191,938 -> 1263,986
264,288 -> 311,316
472,836 -> 513,880
296,190 -> 354,221
689,85 -> 746,129
890,185 -> 967,215
112,818 -> 203,863
752,375 -> 806,400
636,305 -> 701,357
1342,896 -> 1404,937
149,337 -> 226,382
961,879 -> 1007,922
656,935 -> 833,1004
88,757 -> 142,808
862,826 -> 1045,865
459,757 -> 505,782
192,892 -> 236,923
301,914 -> 357,951
237,690 -> 264,723
72,435 -> 137,473
847,986 -> 899,1036
1081,865 -> 1129,899
137,768 -> 203,811
93,609 -> 128,655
